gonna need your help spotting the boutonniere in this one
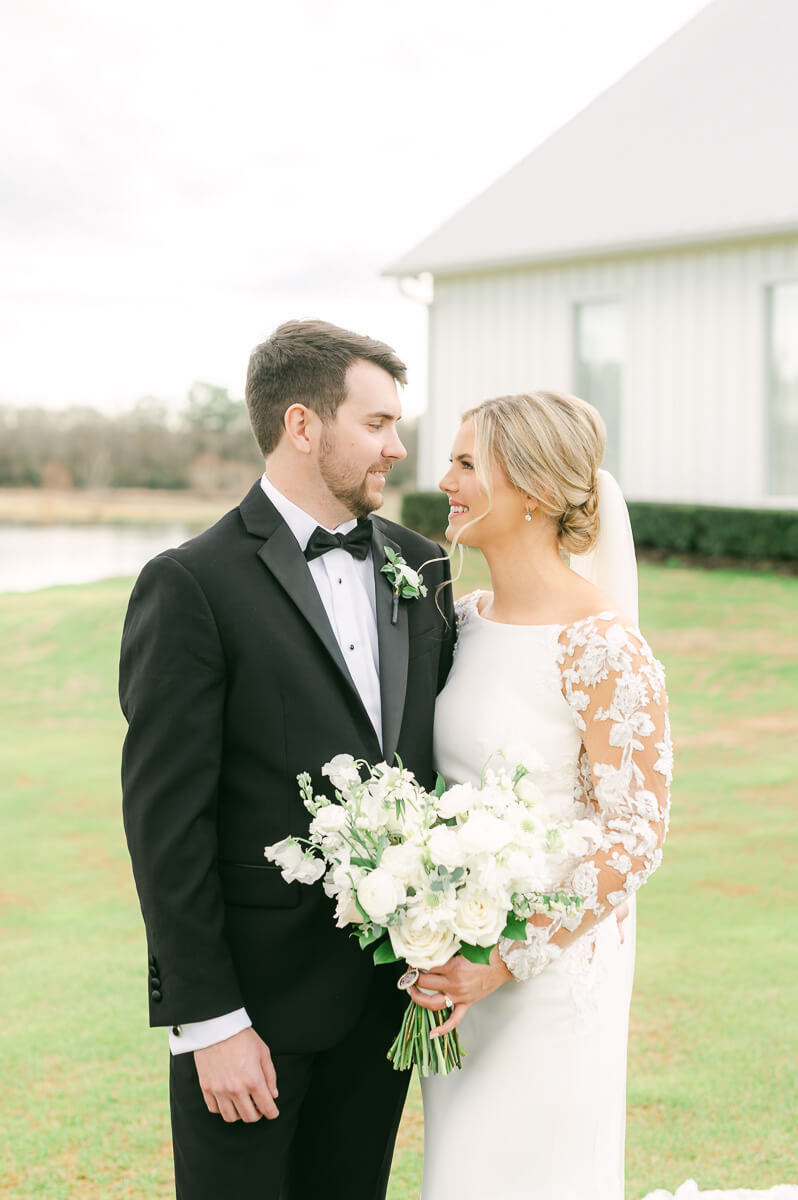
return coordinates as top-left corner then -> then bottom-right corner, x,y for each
381,547 -> 428,624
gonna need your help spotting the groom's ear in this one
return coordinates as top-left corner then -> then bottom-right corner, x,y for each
283,403 -> 321,455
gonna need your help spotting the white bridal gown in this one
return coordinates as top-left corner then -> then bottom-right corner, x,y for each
421,592 -> 673,1200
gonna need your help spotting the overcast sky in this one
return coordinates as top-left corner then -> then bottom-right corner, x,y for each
2,0 -> 709,417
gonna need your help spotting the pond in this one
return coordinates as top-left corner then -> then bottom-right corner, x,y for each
0,523 -> 192,593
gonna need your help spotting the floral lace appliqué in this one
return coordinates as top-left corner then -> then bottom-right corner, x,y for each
499,613 -> 672,984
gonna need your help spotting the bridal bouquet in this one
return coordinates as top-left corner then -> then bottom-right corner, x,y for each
264,752 -> 598,1075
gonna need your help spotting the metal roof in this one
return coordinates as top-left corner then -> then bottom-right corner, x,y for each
385,0 -> 798,277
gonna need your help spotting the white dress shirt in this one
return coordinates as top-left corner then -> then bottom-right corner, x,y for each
169,473 -> 383,1054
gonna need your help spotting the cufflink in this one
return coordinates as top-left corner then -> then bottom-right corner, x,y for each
171,1026 -> 182,1037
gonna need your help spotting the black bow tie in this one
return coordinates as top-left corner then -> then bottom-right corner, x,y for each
304,519 -> 373,562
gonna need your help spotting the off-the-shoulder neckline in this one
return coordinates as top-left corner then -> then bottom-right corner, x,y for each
461,589 -> 626,631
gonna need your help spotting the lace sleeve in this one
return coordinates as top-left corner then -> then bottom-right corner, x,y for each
452,591 -> 482,653
499,613 -> 672,982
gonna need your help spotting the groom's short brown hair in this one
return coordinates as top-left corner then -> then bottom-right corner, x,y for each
245,319 -> 407,456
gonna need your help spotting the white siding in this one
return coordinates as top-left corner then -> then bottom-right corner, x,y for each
419,235 -> 798,508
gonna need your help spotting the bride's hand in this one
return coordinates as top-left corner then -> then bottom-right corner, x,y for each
408,947 -> 513,1037
615,901 -> 630,943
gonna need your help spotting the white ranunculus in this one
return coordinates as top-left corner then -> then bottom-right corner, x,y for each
436,782 -> 480,820
321,753 -> 362,793
388,908 -> 461,969
458,810 -> 514,856
357,868 -> 406,925
380,840 -> 425,885
427,826 -> 466,870
453,884 -> 507,947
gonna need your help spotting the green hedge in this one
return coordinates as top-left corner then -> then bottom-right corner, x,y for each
400,491 -> 451,540
401,492 -> 798,562
628,502 -> 798,561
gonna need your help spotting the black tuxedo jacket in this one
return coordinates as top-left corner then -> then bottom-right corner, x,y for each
120,482 -> 455,1053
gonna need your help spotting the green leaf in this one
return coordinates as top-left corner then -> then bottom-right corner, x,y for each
501,914 -> 528,940
459,942 -> 492,965
373,938 -> 400,966
434,773 -> 447,797
357,924 -> 386,949
349,856 -> 373,868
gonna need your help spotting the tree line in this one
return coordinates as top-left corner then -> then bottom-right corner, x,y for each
0,384 -> 418,491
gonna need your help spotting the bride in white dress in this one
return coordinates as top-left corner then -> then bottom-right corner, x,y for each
408,390 -> 672,1200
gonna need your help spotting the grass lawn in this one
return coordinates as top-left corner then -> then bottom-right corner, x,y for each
1,561 -> 796,1197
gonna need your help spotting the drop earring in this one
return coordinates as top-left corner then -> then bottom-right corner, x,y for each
524,505 -> 532,522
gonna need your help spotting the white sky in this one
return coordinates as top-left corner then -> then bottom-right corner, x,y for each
1,0 -> 709,418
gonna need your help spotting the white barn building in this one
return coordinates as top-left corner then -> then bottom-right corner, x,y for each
386,0 -> 798,509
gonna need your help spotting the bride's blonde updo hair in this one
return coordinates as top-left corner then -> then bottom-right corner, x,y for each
462,390 -> 606,555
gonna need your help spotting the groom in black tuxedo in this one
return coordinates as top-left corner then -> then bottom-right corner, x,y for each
120,320 -> 455,1199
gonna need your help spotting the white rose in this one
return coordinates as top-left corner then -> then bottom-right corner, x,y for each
380,840 -> 425,885
436,782 -> 479,820
427,826 -> 466,869
396,563 -> 420,589
458,811 -> 514,856
356,868 -> 407,925
453,884 -> 507,947
321,753 -> 362,793
388,909 -> 461,969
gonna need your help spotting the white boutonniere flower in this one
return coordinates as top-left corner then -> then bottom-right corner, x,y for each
380,547 -> 428,624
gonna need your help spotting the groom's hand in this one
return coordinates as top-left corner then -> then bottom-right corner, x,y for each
194,1027 -> 279,1123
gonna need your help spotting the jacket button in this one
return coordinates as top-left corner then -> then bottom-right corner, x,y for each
151,989 -> 162,1002
150,976 -> 161,989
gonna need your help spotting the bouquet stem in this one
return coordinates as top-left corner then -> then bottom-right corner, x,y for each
387,998 -> 464,1076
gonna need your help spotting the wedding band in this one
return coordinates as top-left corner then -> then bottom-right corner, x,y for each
443,994 -> 454,1008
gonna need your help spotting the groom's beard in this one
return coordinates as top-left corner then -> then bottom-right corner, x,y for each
318,436 -> 388,518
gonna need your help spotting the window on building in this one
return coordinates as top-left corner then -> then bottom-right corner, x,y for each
767,283 -> 798,497
574,302 -> 624,480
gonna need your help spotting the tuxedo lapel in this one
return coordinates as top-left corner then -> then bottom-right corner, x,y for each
370,520 -> 409,766
239,483 -> 364,709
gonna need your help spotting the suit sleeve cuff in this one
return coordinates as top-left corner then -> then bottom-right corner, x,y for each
168,1008 -> 252,1055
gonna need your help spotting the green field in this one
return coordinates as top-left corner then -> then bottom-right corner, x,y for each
1,563 -> 796,1198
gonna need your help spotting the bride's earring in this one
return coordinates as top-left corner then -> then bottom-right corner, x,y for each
524,505 -> 532,522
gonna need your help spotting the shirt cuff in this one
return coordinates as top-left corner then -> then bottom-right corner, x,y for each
168,1008 -> 252,1055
